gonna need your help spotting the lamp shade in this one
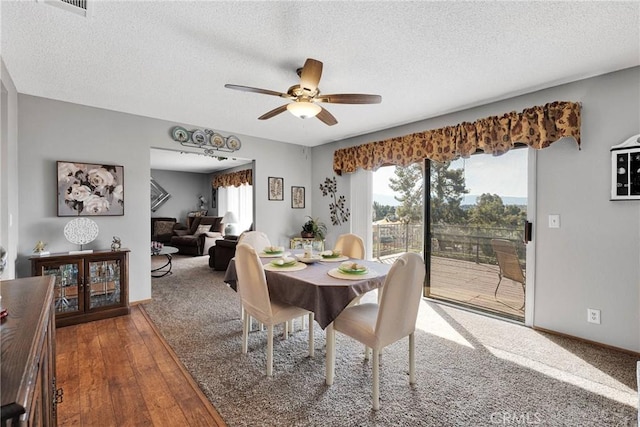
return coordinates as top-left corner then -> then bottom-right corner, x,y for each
222,211 -> 238,224
287,101 -> 321,119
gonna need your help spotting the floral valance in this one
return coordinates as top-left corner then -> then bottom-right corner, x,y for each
333,101 -> 581,175
212,169 -> 253,188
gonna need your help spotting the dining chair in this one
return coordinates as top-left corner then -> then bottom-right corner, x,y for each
238,231 -> 272,251
334,233 -> 365,259
235,243 -> 314,376
325,252 -> 425,410
490,239 -> 526,309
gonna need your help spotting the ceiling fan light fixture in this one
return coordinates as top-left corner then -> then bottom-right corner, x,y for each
287,101 -> 321,119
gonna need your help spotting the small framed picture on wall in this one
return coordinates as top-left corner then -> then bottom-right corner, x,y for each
291,186 -> 305,208
268,177 -> 284,201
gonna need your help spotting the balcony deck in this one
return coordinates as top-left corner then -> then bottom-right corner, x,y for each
377,254 -> 525,320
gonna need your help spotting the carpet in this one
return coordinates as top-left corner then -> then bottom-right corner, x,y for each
144,255 -> 638,426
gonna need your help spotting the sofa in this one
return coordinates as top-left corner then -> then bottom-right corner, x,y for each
151,217 -> 184,244
170,216 -> 223,256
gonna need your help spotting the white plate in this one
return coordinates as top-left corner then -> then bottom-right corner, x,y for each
172,126 -> 189,142
191,129 -> 207,146
210,133 -> 225,148
320,255 -> 349,262
296,254 -> 322,264
226,135 -> 241,150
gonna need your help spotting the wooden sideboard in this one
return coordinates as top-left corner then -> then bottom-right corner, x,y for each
1,276 -> 59,426
30,250 -> 130,327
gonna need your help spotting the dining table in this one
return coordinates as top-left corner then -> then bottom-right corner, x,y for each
223,250 -> 391,330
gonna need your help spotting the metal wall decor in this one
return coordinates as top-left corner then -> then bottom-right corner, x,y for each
171,126 -> 241,155
320,177 -> 350,225
611,133 -> 640,200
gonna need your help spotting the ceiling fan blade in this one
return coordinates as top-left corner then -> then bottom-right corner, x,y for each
299,58 -> 323,93
258,104 -> 289,120
224,84 -> 291,99
316,93 -> 382,104
316,106 -> 338,126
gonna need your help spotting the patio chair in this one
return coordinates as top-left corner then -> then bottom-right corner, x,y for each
334,233 -> 365,259
235,243 -> 314,376
490,239 -> 526,309
325,252 -> 425,410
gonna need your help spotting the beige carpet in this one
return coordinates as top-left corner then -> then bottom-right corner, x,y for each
144,255 -> 638,426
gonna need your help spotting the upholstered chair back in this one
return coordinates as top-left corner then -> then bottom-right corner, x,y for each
375,252 -> 425,348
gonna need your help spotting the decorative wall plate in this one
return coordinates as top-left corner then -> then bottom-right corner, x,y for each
211,133 -> 225,148
172,126 -> 189,142
226,135 -> 241,150
64,218 -> 99,245
191,130 -> 207,146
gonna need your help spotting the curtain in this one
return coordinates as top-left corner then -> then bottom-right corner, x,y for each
212,169 -> 253,188
333,101 -> 581,175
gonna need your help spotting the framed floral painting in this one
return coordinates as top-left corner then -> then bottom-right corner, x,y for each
57,161 -> 124,216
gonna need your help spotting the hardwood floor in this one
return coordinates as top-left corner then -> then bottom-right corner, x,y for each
56,306 -> 226,427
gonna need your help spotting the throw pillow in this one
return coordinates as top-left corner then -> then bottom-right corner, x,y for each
196,224 -> 211,235
155,221 -> 175,236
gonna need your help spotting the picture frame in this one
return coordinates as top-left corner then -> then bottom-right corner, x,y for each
57,161 -> 125,216
211,187 -> 217,209
150,177 -> 171,212
291,186 -> 305,208
611,134 -> 640,200
268,176 -> 284,201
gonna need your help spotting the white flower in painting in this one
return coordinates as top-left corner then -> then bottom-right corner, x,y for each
58,163 -> 81,183
112,185 -> 123,203
84,195 -> 110,214
88,168 -> 115,188
67,184 -> 93,202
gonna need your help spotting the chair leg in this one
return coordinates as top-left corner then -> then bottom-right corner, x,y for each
364,346 -> 370,360
284,320 -> 289,339
267,324 -> 274,376
308,313 -> 314,358
242,309 -> 249,354
494,274 -> 503,298
325,323 -> 335,385
409,332 -> 415,384
372,348 -> 380,410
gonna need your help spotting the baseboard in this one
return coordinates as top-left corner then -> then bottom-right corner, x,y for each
533,326 -> 640,357
130,298 -> 152,306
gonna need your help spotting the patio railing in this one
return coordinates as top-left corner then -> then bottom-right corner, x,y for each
372,223 -> 525,265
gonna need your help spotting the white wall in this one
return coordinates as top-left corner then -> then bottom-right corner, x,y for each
16,95 -> 312,303
312,67 -> 640,352
0,59 -> 19,279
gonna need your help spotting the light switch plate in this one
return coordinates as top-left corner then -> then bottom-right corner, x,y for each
548,214 -> 560,228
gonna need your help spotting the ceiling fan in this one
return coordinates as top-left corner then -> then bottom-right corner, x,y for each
224,58 -> 381,126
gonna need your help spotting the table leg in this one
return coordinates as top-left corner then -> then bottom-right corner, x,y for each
325,322 -> 335,385
151,254 -> 173,278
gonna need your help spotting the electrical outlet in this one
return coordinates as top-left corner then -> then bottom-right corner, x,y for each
587,308 -> 601,324
548,214 -> 560,228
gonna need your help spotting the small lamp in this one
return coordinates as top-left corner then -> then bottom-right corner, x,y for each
222,211 -> 239,236
287,100 -> 321,119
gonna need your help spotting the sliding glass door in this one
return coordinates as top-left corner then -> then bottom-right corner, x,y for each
426,148 -> 528,321
372,148 -> 529,321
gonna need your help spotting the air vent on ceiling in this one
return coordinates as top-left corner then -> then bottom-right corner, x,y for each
41,0 -> 91,17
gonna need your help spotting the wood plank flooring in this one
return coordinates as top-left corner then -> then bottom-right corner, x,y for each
55,306 -> 226,427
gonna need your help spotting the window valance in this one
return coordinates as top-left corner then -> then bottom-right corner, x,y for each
212,169 -> 253,188
333,101 -> 581,175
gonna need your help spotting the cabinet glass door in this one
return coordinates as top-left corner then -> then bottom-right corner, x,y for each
42,263 -> 81,315
87,259 -> 121,310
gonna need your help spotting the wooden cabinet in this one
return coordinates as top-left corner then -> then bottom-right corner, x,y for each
31,250 -> 130,327
1,276 -> 58,426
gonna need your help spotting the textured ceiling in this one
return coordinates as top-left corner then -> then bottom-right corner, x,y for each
2,1 -> 639,150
